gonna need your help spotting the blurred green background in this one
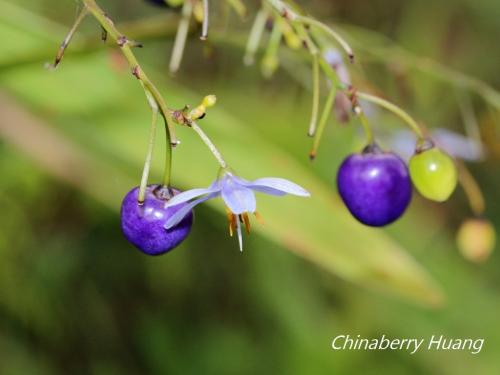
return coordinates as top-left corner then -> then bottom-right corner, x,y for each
1,0 -> 500,374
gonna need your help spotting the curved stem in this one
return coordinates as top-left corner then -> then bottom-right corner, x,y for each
49,7 -> 88,69
138,107 -> 159,203
310,85 -> 336,160
290,23 -> 321,136
354,106 -> 374,144
81,0 -> 177,187
307,53 -> 320,136
261,20 -> 282,78
457,161 -> 485,216
355,91 -> 425,139
244,8 -> 268,65
342,24 -> 500,112
190,121 -> 228,169
266,0 -> 353,61
294,15 -> 354,62
170,0 -> 193,73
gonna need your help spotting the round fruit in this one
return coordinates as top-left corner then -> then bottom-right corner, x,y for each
409,146 -> 457,202
337,144 -> 412,227
121,185 -> 193,255
457,218 -> 496,262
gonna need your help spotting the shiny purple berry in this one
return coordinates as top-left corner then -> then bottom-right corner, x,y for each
336,144 -> 412,227
121,185 -> 193,255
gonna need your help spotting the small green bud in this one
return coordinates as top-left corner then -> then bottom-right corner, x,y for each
202,95 -> 217,108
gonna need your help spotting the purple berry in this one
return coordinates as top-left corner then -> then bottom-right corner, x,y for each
336,144 -> 412,227
120,185 -> 193,255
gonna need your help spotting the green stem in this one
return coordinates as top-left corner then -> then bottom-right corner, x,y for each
291,23 -> 321,136
162,117 -> 173,186
264,1 -> 426,143
354,107 -> 374,144
261,19 -> 282,78
190,121 -> 228,169
138,108 -> 159,203
355,91 -> 425,139
169,0 -> 193,73
294,15 -> 354,62
81,0 -> 177,186
310,85 -> 337,159
243,8 -> 268,65
308,53 -> 320,136
50,7 -> 88,68
265,0 -> 353,61
342,24 -> 500,112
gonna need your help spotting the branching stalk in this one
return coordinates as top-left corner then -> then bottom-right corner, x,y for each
80,0 -> 177,185
355,91 -> 425,140
266,0 -> 354,61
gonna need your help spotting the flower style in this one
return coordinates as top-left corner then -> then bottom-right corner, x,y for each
164,171 -> 311,251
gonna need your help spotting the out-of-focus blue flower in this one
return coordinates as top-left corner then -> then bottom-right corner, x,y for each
388,128 -> 484,162
164,171 -> 310,251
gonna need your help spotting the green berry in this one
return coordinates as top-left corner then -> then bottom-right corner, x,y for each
409,147 -> 458,202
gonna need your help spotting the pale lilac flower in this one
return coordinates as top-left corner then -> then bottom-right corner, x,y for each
164,172 -> 310,251
388,129 -> 484,162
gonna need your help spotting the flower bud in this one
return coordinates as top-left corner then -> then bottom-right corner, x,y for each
202,95 -> 217,108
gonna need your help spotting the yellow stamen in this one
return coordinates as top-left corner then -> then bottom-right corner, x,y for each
226,208 -> 236,237
254,211 -> 264,225
242,213 -> 251,234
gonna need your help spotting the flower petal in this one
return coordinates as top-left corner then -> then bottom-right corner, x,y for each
166,185 -> 219,207
433,128 -> 484,162
389,130 -> 414,162
164,193 -> 218,229
221,180 -> 256,214
247,177 -> 311,197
